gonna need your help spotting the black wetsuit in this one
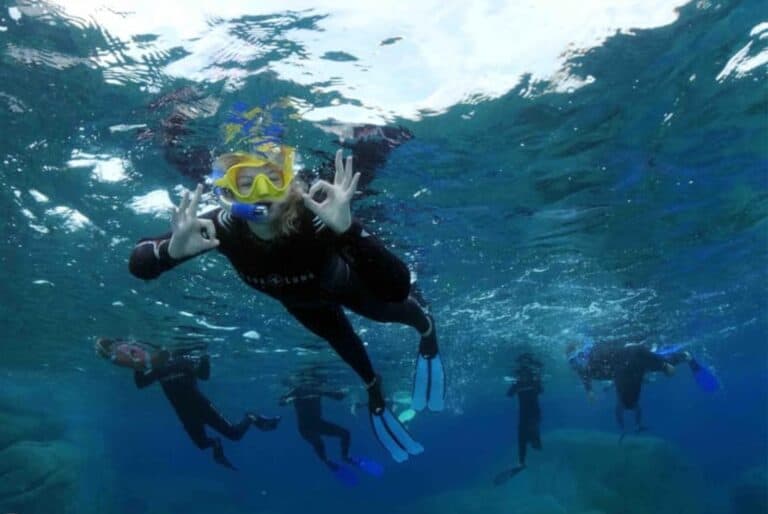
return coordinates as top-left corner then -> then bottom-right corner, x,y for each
133,354 -> 252,450
129,208 -> 432,386
507,374 -> 542,466
285,386 -> 350,468
572,342 -> 688,429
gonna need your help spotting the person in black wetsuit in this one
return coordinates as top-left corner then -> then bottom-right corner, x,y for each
279,370 -> 351,471
279,367 -> 384,485
128,146 -> 442,462
508,353 -> 543,467
566,339 -> 691,435
96,338 -> 280,470
280,377 -> 351,472
494,352 -> 543,485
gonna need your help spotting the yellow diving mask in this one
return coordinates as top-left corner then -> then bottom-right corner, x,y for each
213,146 -> 295,203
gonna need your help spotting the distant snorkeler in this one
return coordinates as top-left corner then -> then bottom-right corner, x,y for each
566,338 -> 717,439
128,104 -> 444,463
95,338 -> 280,470
494,352 -> 543,485
279,367 -> 383,486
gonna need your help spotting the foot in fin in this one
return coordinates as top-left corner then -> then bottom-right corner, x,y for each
493,466 -> 525,486
330,463 -> 358,487
212,438 -> 237,471
370,409 -> 424,463
347,456 -> 384,478
689,358 -> 720,392
368,375 -> 424,462
412,354 -> 446,412
412,317 -> 446,412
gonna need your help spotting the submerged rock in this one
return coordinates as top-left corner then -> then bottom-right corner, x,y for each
402,429 -> 702,514
0,405 -> 64,449
0,403 -> 79,514
537,429 -> 703,514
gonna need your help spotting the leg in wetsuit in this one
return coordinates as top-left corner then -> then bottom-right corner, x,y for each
284,267 -> 432,390
612,344 -> 669,432
292,392 -> 352,469
161,377 -> 254,470
133,355 -> 280,470
518,414 -> 542,467
516,388 -> 542,467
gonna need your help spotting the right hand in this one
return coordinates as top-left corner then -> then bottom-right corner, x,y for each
587,391 -> 596,404
168,184 -> 219,259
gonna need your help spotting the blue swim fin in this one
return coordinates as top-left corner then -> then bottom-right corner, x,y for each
349,456 -> 384,478
689,358 -> 720,392
412,353 -> 446,412
370,409 -> 424,463
332,464 -> 358,487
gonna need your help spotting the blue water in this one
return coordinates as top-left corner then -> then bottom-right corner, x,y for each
1,1 -> 766,513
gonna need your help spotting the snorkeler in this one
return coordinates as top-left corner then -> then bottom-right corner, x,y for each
565,339 -> 693,436
96,338 -> 280,470
494,352 -> 543,485
128,146 -> 443,463
280,368 -> 383,486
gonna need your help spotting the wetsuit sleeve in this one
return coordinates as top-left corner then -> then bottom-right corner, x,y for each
128,210 -> 220,280
326,219 -> 411,302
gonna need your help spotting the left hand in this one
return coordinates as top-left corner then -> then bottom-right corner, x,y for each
302,149 -> 360,234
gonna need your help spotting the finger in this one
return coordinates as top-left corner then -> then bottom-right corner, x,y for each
204,237 -> 220,250
308,180 -> 331,198
178,190 -> 190,214
301,193 -> 324,214
188,184 -> 202,215
199,218 -> 217,240
346,172 -> 361,199
334,149 -> 344,185
344,155 -> 354,188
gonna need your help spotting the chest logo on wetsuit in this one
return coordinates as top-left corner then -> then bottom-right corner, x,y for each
240,272 -> 315,288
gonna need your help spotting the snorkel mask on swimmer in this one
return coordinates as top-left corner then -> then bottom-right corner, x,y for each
210,143 -> 296,222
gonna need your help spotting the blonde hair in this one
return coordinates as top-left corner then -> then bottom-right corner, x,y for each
214,152 -> 307,238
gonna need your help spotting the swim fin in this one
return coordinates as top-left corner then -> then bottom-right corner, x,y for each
689,358 -> 720,392
331,464 -> 358,487
370,409 -> 424,463
493,466 -> 524,486
348,456 -> 384,478
411,353 -> 446,412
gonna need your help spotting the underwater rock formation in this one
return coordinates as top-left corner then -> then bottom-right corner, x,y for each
537,429 -> 703,514
402,429 -> 702,514
730,466 -> 768,514
0,402 -> 79,514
